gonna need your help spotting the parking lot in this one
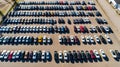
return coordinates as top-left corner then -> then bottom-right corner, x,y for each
0,0 -> 120,67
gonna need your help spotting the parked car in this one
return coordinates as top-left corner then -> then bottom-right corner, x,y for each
110,49 -> 117,58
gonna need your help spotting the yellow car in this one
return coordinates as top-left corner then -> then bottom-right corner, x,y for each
38,36 -> 43,43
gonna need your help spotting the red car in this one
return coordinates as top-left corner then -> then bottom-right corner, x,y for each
80,26 -> 84,32
59,1 -> 63,5
90,50 -> 96,59
74,36 -> 79,43
8,51 -> 14,60
67,36 -> 70,43
87,6 -> 92,10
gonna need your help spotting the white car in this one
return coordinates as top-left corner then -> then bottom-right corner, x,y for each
90,37 -> 94,43
105,35 -> 112,43
70,35 -> 74,43
81,36 -> 86,43
39,25 -> 43,32
46,51 -> 50,60
110,49 -> 117,58
94,35 -> 100,43
58,35 -> 62,43
12,50 -> 17,60
86,36 -> 90,43
58,51 -> 63,60
4,50 -> 10,60
93,50 -> 100,58
43,25 -> 47,32
0,50 -> 7,59
47,37 -> 51,44
77,26 -> 80,32
16,50 -> 21,59
99,49 -> 106,58
32,50 -> 37,60
63,50 -> 68,61
43,36 -> 47,44
41,50 -> 46,60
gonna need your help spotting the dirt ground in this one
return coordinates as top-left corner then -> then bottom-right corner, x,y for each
0,0 -> 120,67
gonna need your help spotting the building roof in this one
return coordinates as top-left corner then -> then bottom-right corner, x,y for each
114,0 -> 120,4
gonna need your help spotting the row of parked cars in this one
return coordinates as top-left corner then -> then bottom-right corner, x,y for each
0,49 -> 119,62
8,11 -> 102,17
58,35 -> 79,44
15,5 -> 74,11
0,50 -> 51,62
15,5 -> 96,11
0,25 -> 69,34
0,36 -> 52,45
80,35 -> 112,44
18,1 -> 95,5
58,34 -> 112,45
4,18 -> 57,25
54,49 -> 107,62
74,25 -> 113,33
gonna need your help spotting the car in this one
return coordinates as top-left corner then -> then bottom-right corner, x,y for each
29,51 -> 33,60
32,50 -> 38,60
43,36 -> 47,44
66,36 -> 70,43
47,37 -> 51,44
96,26 -> 102,33
4,50 -> 10,60
74,36 -> 79,43
85,50 -> 91,59
90,37 -> 95,44
81,36 -> 86,43
0,50 -> 7,59
58,35 -> 62,43
24,51 -> 29,60
99,49 -> 107,58
94,35 -> 101,43
99,35 -> 106,43
77,51 -> 82,60
12,50 -> 17,60
114,50 -> 120,59
70,35 -> 74,43
73,50 -> 78,61
46,51 -> 50,61
81,50 -> 86,60
41,50 -> 46,61
80,26 -> 84,32
38,36 -> 43,43
110,50 -> 117,58
63,50 -> 68,61
86,36 -> 90,43
54,51 -> 58,61
105,35 -> 112,43
74,26 -> 77,33
8,51 -> 14,60
15,50 -> 21,60
93,50 -> 100,59
58,51 -> 63,61
90,50 -> 96,59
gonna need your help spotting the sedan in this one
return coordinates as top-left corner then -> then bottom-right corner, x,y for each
110,49 -> 117,58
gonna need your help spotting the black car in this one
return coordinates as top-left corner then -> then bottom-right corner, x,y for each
81,50 -> 86,60
99,35 -> 106,43
73,50 -> 78,61
115,50 -> 120,59
85,51 -> 91,59
84,26 -> 89,33
77,51 -> 82,60
68,51 -> 74,61
54,51 -> 59,61
96,26 -> 102,33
